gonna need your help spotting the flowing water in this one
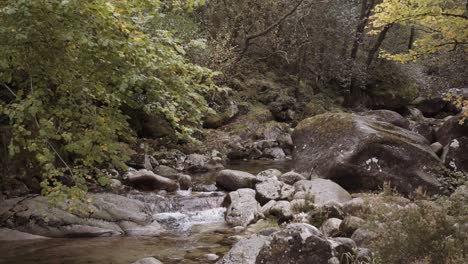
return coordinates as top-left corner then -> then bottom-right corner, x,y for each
0,160 -> 292,264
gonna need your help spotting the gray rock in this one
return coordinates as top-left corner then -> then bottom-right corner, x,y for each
255,223 -> 335,264
278,171 -> 306,185
0,193 -> 165,238
216,170 -> 257,191
184,153 -> 224,172
339,216 -> 365,237
293,113 -> 443,195
293,179 -> 351,206
128,154 -> 158,171
442,137 -> 468,173
110,179 -> 123,189
225,189 -> 261,227
263,147 -> 286,160
256,169 -> 282,182
154,165 -> 179,179
205,253 -> 219,261
267,201 -> 293,221
330,237 -> 357,261
255,179 -> 294,204
436,115 -> 468,145
126,169 -> 178,192
356,248 -> 373,263
177,174 -> 192,190
351,228 -> 378,247
320,218 -> 342,237
431,142 -> 444,155
216,235 -> 270,264
131,257 -> 162,264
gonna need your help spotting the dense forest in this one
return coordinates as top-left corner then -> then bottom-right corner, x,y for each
0,1 -> 467,264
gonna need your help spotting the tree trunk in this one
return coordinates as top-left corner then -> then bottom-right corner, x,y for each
367,24 -> 392,67
408,26 -> 415,50
345,0 -> 375,107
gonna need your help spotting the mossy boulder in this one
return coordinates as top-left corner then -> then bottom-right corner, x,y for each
292,113 -> 443,195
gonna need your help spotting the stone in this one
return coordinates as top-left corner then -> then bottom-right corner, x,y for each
442,137 -> 468,173
262,147 -> 286,160
255,223 -> 335,264
293,179 -> 352,206
278,171 -> 306,185
351,228 -> 378,247
267,201 -> 293,222
320,218 -> 342,237
255,179 -> 294,204
339,216 -> 365,237
205,253 -> 219,261
224,189 -> 261,227
110,179 -> 123,189
356,248 -> 373,263
293,113 -> 443,195
154,165 -> 179,179
216,170 -> 257,191
436,115 -> 468,145
256,169 -> 282,182
184,153 -> 224,173
127,154 -> 158,171
415,97 -> 449,117
431,142 -> 444,155
330,237 -> 357,261
126,169 -> 178,192
0,193 -> 165,238
177,174 -> 192,190
131,257 -> 162,264
216,235 -> 270,264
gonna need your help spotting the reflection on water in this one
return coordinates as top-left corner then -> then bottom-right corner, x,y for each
0,160 -> 292,264
0,226 -> 231,264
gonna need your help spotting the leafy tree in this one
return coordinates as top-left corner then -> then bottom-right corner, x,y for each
370,0 -> 467,123
369,0 -> 467,62
0,0 -> 217,204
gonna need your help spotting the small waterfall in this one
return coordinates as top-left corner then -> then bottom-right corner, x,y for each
128,191 -> 227,232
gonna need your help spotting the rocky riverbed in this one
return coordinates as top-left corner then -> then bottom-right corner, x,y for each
1,109 -> 467,264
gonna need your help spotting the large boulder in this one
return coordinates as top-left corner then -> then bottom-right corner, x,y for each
216,235 -> 270,264
293,179 -> 352,206
292,113 -> 443,194
442,137 -> 468,173
126,169 -> 178,192
255,223 -> 336,264
224,189 -> 262,227
255,179 -> 294,204
216,170 -> 257,191
436,115 -> 468,145
0,193 -> 165,238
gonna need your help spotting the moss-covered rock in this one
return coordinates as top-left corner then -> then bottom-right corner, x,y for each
292,113 -> 443,195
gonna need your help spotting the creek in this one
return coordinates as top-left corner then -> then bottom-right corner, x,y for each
0,160 -> 292,264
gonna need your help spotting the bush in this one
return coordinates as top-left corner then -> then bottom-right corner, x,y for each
369,195 -> 467,264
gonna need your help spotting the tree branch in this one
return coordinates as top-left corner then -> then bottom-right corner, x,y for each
240,0 -> 305,54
